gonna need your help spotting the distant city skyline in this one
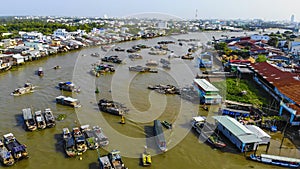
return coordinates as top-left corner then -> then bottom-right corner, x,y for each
0,0 -> 299,21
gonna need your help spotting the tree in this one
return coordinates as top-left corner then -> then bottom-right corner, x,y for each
256,54 -> 267,63
267,36 -> 279,47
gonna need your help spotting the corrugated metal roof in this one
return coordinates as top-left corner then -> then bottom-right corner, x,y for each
194,79 -> 219,92
251,62 -> 300,116
245,125 -> 271,138
213,116 -> 262,143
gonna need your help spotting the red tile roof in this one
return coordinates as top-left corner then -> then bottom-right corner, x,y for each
251,62 -> 300,115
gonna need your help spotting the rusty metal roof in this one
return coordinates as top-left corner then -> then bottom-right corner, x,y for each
251,62 -> 300,115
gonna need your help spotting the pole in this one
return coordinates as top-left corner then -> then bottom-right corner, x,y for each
280,117 -> 290,149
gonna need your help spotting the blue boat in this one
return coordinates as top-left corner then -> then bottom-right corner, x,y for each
250,154 -> 300,168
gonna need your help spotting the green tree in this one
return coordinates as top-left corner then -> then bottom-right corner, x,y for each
256,54 -> 267,62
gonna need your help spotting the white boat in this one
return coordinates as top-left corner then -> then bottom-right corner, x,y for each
250,154 -> 300,168
56,95 -> 81,108
35,110 -> 47,129
22,108 -> 37,131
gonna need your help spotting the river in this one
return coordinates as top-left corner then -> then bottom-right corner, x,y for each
0,31 -> 298,169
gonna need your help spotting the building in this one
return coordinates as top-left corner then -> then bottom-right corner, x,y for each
193,79 -> 222,104
213,116 -> 262,152
250,62 -> 300,125
198,52 -> 212,68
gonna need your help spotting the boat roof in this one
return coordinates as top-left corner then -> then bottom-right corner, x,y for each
261,154 -> 300,163
3,133 -> 14,139
80,124 -> 90,130
56,95 -> 78,102
22,108 -> 33,120
192,116 -> 206,122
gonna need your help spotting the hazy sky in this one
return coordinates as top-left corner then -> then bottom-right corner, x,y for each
0,0 -> 299,21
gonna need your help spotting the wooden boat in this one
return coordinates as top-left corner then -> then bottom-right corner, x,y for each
161,121 -> 172,129
72,127 -> 87,153
62,128 -> 76,157
92,126 -> 109,147
141,146 -> 151,166
34,110 -> 47,129
98,99 -> 125,116
22,108 -> 37,131
191,116 -> 226,148
129,65 -> 151,72
207,133 -> 226,148
145,60 -> 158,66
108,150 -> 127,169
37,67 -> 44,76
80,125 -> 99,150
43,108 -> 56,128
128,53 -> 142,59
0,139 -> 14,166
101,55 -> 122,64
250,154 -> 300,168
153,120 -> 167,152
98,149 -> 113,169
11,83 -> 35,96
56,95 -> 81,108
58,81 -> 80,92
3,133 -> 28,160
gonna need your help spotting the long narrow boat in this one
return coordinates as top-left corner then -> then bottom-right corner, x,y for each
153,120 -> 167,152
43,108 -> 56,128
3,133 -> 28,160
22,108 -> 37,131
0,139 -> 14,166
250,154 -> 300,168
11,83 -> 35,96
62,128 -> 76,157
34,110 -> 47,129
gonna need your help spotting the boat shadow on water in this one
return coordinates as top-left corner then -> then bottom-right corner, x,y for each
144,125 -> 165,154
53,133 -> 67,157
14,114 -> 26,129
88,162 -> 99,169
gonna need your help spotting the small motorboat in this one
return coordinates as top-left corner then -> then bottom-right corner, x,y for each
161,121 -> 172,129
53,65 -> 61,69
37,67 -> 44,76
141,146 -> 152,166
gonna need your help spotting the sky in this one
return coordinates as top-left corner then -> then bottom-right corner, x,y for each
0,0 -> 300,21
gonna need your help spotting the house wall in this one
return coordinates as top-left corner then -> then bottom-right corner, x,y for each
217,123 -> 244,152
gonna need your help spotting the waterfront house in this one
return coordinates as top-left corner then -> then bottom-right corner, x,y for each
213,116 -> 262,152
250,62 -> 300,125
193,79 -> 222,104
